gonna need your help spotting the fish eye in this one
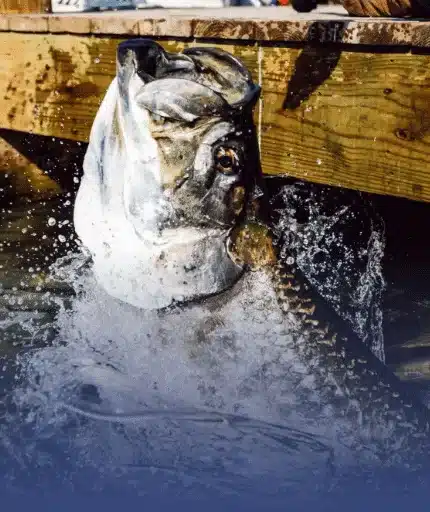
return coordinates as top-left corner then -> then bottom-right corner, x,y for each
214,147 -> 240,175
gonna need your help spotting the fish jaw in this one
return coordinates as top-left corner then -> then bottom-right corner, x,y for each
74,40 -> 263,309
89,226 -> 244,311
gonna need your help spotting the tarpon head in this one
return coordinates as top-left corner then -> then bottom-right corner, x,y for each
115,39 -> 262,232
74,39 -> 263,309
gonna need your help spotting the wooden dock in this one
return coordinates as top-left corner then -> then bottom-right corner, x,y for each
1,6 -> 430,202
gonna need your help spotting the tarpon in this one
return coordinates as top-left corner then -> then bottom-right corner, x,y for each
74,39 -> 430,464
74,39 -> 261,310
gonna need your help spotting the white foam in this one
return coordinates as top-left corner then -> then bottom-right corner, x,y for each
1,263 -> 345,495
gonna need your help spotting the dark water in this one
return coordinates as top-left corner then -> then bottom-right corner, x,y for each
1,179 -> 430,510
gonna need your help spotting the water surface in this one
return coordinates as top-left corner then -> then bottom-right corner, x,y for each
0,182 -> 430,510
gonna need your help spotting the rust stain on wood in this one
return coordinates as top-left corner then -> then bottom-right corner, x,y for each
193,18 -> 256,40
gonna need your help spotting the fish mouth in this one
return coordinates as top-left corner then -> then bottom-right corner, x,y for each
74,39 -> 264,309
115,39 -> 263,237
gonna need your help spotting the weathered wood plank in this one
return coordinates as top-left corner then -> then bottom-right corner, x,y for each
1,8 -> 430,47
0,32 -> 430,202
151,16 -> 193,38
0,33 -> 258,141
0,33 -> 119,141
90,14 -> 140,36
48,15 -> 91,34
0,0 -> 50,14
260,47 -> 430,201
0,15 -> 8,30
8,13 -> 48,31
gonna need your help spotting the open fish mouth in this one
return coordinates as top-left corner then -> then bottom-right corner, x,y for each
74,40 -> 263,310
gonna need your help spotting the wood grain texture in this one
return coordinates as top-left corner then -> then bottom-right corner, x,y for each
0,33 -> 119,141
0,0 -> 50,14
260,47 -> 430,201
90,14 -> 140,36
151,16 -> 193,38
1,7 -> 430,47
0,33 -> 258,140
8,13 -> 48,31
0,33 -> 430,202
48,15 -> 91,34
193,18 -> 256,40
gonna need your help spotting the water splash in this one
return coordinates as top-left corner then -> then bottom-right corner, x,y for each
270,181 -> 386,361
0,254 -> 342,496
0,184 -> 409,503
1,244 -> 404,486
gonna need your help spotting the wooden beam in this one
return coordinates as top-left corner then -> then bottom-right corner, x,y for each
0,34 -> 258,141
0,33 -> 121,141
0,31 -> 430,202
1,8 -> 430,47
260,47 -> 430,202
0,0 -> 50,14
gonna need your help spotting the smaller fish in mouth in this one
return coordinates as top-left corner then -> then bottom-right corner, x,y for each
74,40 -> 263,310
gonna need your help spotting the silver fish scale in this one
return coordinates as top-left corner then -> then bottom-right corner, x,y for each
269,258 -> 430,462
